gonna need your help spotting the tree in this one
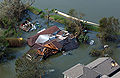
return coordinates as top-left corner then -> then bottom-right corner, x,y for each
65,9 -> 88,43
99,17 -> 120,42
68,9 -> 77,17
89,47 -> 113,57
15,49 -> 47,78
0,36 -> 9,52
0,0 -> 35,29
44,9 -> 55,27
68,9 -> 85,18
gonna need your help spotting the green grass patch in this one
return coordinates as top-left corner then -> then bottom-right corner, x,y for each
50,15 -> 68,24
50,15 -> 65,20
86,25 -> 99,32
27,6 -> 42,15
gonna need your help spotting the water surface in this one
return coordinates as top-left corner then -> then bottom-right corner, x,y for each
34,0 -> 120,23
0,0 -> 120,78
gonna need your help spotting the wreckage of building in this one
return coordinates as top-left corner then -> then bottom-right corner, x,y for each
27,26 -> 79,60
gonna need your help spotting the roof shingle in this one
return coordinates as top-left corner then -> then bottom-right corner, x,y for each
27,26 -> 60,46
63,64 -> 84,78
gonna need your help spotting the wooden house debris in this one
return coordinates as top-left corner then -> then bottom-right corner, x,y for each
27,26 -> 78,60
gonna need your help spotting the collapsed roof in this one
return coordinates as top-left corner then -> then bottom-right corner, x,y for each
27,26 -> 63,46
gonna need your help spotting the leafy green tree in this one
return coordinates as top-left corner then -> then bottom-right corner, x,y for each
68,9 -> 77,17
0,36 -> 9,51
0,0 -> 35,29
68,9 -> 85,18
89,47 -> 113,57
44,9 -> 55,27
0,36 -> 9,62
99,17 -> 120,42
65,9 -> 88,43
15,49 -> 47,78
78,34 -> 89,43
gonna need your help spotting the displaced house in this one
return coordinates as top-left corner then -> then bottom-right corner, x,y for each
63,57 -> 120,78
27,26 -> 78,59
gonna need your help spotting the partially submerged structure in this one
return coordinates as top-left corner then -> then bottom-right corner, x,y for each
27,26 -> 78,59
6,38 -> 26,47
20,21 -> 40,32
63,57 -> 120,78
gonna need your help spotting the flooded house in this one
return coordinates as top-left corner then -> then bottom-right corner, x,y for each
27,26 -> 78,60
63,57 -> 120,78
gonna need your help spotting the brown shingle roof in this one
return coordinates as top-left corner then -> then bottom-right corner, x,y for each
27,26 -> 60,46
31,43 -> 43,49
39,26 -> 60,35
52,40 -> 63,49
58,31 -> 64,35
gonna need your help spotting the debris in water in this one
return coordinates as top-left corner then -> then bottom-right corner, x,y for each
89,40 -> 94,45
104,45 -> 109,49
62,51 -> 72,56
48,69 -> 55,72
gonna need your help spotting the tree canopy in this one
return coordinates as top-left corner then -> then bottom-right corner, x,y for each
0,0 -> 35,29
15,49 -> 47,78
99,17 -> 120,42
65,9 -> 88,43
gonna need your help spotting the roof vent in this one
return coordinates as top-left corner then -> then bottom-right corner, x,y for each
111,61 -> 118,67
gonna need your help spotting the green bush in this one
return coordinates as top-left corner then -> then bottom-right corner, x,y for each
78,34 -> 89,43
90,47 -> 113,57
0,36 -> 9,51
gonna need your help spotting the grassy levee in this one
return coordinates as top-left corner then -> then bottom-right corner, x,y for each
27,6 -> 42,15
50,15 -> 99,32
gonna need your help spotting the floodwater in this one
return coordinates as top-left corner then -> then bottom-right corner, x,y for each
34,0 -> 120,23
0,0 -> 120,78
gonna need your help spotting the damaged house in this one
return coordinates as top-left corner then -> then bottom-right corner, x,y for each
27,26 -> 78,60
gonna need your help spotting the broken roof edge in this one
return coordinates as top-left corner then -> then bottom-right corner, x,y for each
27,26 -> 61,46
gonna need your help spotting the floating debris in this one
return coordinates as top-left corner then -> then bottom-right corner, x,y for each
104,45 -> 109,49
48,69 -> 55,72
89,40 -> 94,45
20,20 -> 40,32
62,51 -> 72,56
